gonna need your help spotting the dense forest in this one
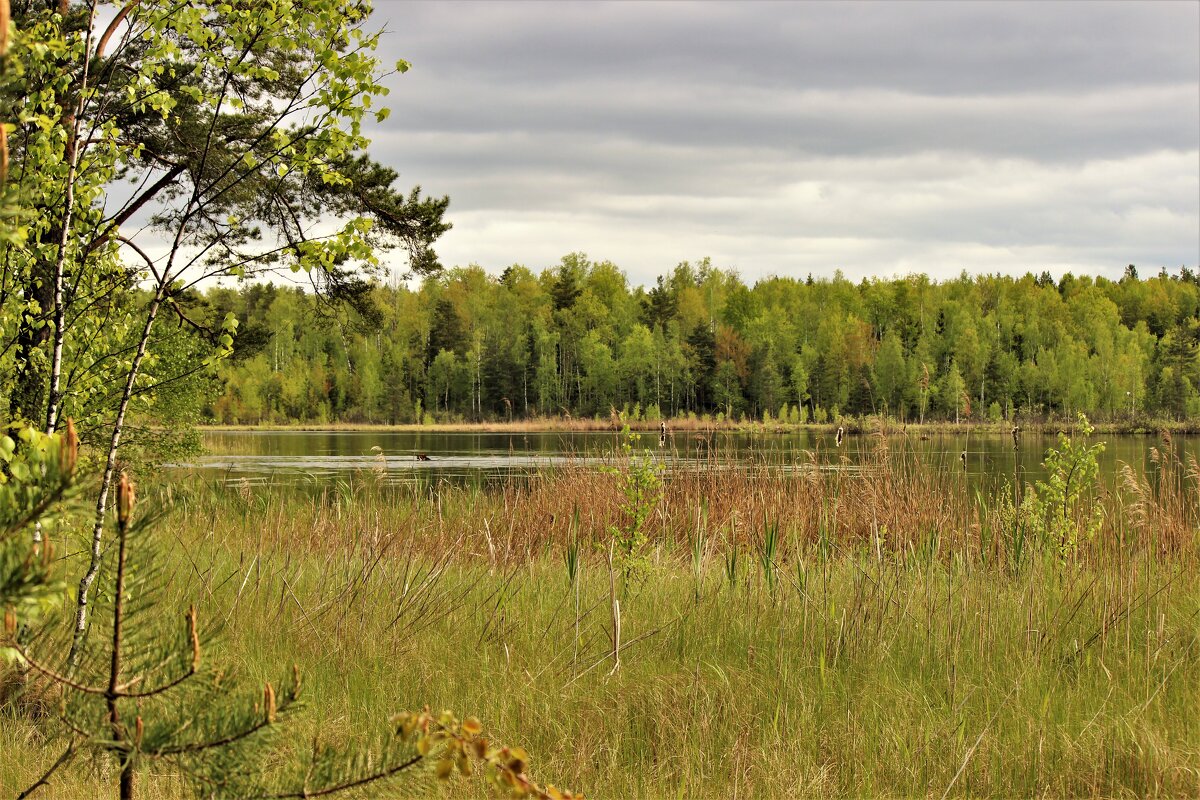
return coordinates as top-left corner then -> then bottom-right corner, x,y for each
198,256 -> 1200,425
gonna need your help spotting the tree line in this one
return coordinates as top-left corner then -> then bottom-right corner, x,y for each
200,256 -> 1200,425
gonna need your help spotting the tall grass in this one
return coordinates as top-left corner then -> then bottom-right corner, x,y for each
162,433 -> 1197,573
3,438 -> 1198,798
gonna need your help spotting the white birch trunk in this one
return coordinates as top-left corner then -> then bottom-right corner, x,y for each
68,291 -> 163,665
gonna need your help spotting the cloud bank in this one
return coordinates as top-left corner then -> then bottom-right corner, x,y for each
371,0 -> 1199,285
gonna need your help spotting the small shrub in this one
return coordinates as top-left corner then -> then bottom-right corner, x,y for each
1023,413 -> 1106,559
601,428 -> 662,587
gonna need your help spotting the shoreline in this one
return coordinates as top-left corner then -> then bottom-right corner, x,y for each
198,417 -> 1198,436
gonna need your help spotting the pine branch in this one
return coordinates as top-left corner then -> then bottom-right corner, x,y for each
5,642 -> 110,695
152,716 -> 276,757
151,685 -> 299,757
258,754 -> 425,799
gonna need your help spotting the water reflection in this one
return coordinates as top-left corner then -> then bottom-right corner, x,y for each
177,429 -> 1198,489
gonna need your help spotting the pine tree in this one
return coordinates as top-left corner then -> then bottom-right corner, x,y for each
1,423 -> 579,799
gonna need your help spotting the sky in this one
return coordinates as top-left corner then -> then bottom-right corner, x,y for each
364,0 -> 1200,287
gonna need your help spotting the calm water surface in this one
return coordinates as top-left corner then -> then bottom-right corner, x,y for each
182,429 -> 1198,489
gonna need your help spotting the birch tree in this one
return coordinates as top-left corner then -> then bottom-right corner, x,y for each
0,0 -> 450,661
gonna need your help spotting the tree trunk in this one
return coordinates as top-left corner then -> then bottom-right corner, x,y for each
44,117 -> 81,436
69,292 -> 163,666
46,0 -> 97,433
107,481 -> 135,800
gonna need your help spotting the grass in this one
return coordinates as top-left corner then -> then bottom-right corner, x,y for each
2,439 -> 1199,798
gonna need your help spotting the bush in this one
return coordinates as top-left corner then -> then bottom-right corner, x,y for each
1023,414 -> 1105,559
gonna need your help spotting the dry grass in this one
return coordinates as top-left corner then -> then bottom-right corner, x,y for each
3,439 -> 1199,798
176,434 -> 1198,573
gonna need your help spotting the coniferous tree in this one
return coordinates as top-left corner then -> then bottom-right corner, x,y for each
1,423 -> 579,800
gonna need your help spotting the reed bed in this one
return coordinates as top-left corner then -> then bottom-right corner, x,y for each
3,439 -> 1199,798
169,434 -> 1198,572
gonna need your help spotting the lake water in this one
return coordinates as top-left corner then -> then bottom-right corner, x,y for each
184,429 -> 1198,489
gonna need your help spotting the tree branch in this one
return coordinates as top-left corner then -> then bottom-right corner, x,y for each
259,754 -> 424,799
15,740 -> 78,800
87,164 -> 185,257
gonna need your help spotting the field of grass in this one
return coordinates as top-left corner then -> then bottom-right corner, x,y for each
3,437 -> 1199,798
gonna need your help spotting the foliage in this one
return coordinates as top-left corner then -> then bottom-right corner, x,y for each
0,425 -> 577,799
0,0 -> 450,447
0,0 -> 453,670
204,261 -> 1200,425
600,428 -> 662,585
1021,414 -> 1106,558
0,421 -> 76,657
393,708 -> 581,800
991,481 -> 1031,573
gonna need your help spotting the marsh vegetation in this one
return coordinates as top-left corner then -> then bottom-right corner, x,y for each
5,425 -> 1199,798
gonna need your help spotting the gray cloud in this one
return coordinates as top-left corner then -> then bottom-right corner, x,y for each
368,0 -> 1198,284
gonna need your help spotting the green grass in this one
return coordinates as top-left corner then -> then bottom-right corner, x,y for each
3,468 -> 1199,798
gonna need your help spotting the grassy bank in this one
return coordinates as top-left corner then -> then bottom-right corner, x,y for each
3,441 -> 1199,798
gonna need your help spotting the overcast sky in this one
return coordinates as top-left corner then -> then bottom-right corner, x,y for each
367,0 -> 1199,286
